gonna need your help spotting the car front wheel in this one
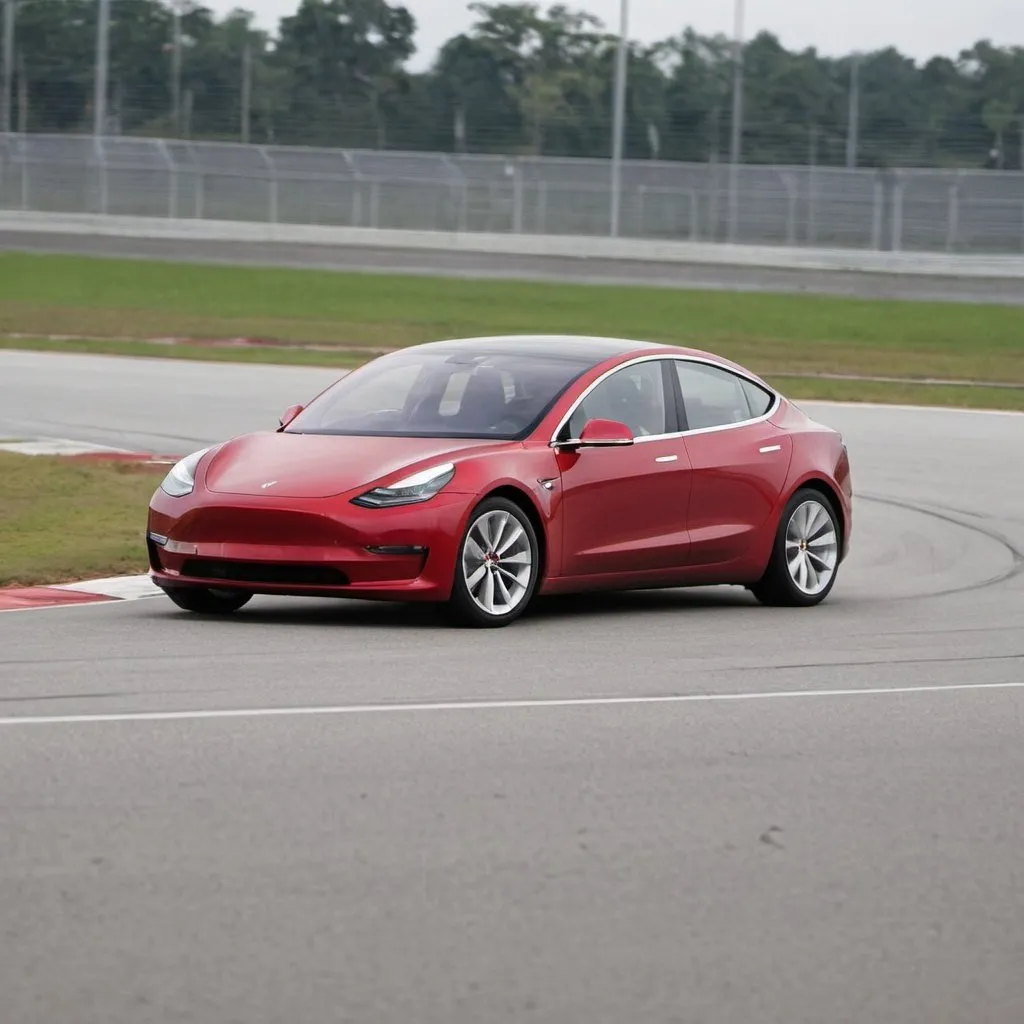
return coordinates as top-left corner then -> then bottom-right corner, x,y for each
446,497 -> 540,627
750,488 -> 842,607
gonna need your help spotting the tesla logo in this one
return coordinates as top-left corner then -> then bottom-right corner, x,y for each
261,480 -> 278,489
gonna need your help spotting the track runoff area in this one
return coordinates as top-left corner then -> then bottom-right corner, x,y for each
2,350 -> 1023,1024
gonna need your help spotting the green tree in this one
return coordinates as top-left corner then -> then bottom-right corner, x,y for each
5,0 -> 1024,169
271,0 -> 416,146
14,0 -> 95,131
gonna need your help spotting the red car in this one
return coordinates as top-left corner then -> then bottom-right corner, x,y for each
147,335 -> 852,627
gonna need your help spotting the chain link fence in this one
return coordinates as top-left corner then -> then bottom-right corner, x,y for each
3,134 -> 1024,254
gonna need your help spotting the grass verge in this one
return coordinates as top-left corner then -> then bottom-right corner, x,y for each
0,251 -> 1022,396
769,376 -> 1024,412
0,453 -> 157,587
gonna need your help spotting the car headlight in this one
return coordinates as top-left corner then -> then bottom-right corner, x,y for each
159,447 -> 212,498
352,462 -> 455,508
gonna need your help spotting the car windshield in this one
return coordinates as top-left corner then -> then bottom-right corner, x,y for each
285,348 -> 594,439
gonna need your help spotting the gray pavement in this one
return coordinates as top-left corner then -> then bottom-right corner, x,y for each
2,350 -> 1024,1023
4,229 -> 1024,304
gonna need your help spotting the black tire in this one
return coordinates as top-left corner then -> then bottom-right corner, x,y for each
750,487 -> 841,608
163,586 -> 253,615
445,496 -> 541,628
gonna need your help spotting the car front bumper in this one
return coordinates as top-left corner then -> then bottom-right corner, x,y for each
147,487 -> 474,602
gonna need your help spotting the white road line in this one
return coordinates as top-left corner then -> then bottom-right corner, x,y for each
2,681 -> 1023,728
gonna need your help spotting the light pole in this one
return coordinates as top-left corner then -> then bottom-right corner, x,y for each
846,52 -> 861,168
172,0 -> 183,133
1,0 -> 14,135
609,0 -> 628,237
241,41 -> 251,143
726,0 -> 745,243
94,0 -> 110,138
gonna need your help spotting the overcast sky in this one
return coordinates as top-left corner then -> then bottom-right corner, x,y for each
209,0 -> 1021,68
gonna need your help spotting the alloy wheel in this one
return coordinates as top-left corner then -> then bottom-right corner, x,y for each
461,508 -> 534,617
785,498 -> 839,596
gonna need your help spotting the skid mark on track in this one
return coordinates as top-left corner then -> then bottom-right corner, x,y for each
857,492 -> 1024,598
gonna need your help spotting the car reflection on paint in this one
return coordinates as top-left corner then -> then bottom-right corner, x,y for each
147,334 -> 853,628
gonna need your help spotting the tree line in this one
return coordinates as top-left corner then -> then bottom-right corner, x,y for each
3,0 -> 1024,169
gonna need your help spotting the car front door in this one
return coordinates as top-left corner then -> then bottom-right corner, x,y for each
671,359 -> 793,567
554,359 -> 693,579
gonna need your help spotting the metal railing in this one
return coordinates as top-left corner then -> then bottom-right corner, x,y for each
3,134 -> 1024,254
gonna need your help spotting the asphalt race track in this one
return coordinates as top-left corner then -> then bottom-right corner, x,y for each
2,349 -> 1024,1024
4,228 -> 1024,304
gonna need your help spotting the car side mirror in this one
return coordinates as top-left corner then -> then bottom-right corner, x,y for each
578,418 -> 634,448
278,404 -> 304,429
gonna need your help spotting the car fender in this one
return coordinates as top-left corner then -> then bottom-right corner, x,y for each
778,444 -> 852,551
445,447 -> 562,580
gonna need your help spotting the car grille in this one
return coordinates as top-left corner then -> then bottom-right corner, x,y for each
180,558 -> 349,587
174,507 -> 348,546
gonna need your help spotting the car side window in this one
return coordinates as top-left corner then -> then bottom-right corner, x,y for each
674,361 -> 774,430
566,361 -> 669,438
740,378 -> 774,418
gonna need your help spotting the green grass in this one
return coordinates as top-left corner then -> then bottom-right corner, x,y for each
0,250 -> 1022,404
769,376 -> 1024,411
0,452 -> 158,586
1,335 -> 1019,410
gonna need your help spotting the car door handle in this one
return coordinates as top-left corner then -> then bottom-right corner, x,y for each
655,454 -> 678,463
759,444 -> 782,454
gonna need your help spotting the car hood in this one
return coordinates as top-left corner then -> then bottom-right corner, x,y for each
203,431 -> 494,499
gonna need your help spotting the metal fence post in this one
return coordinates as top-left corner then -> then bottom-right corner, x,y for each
95,139 -> 108,215
260,147 -> 278,224
870,175 -> 883,250
19,141 -> 27,210
806,169 -> 818,244
945,172 -> 961,252
369,178 -> 380,228
511,161 -> 523,234
157,139 -> 177,218
456,181 -> 468,232
890,175 -> 905,251
268,178 -> 279,223
707,164 -> 721,242
778,171 -> 797,245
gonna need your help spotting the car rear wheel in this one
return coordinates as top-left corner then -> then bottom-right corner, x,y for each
446,497 -> 540,628
163,586 -> 253,615
750,488 -> 841,607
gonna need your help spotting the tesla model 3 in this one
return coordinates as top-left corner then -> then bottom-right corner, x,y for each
147,335 -> 853,627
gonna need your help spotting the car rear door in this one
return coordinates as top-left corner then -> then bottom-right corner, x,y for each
554,358 -> 693,578
671,359 -> 793,567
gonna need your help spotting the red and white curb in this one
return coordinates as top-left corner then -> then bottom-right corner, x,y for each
1,438 -> 136,456
2,439 -> 180,611
0,437 -> 180,463
0,575 -> 162,612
